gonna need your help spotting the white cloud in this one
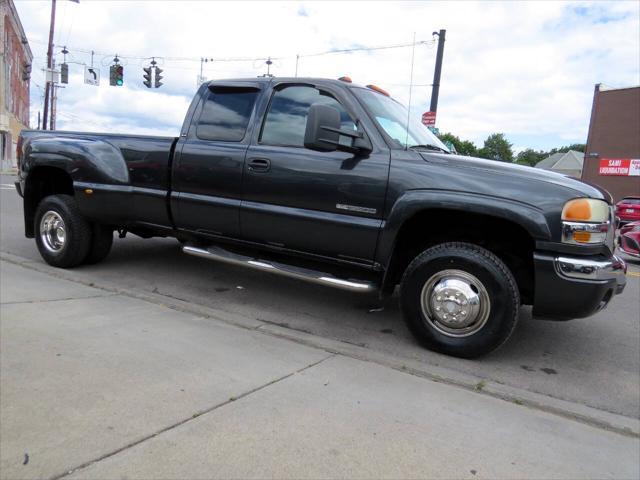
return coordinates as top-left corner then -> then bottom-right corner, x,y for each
15,0 -> 640,150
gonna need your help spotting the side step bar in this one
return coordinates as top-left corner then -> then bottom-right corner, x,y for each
183,245 -> 377,293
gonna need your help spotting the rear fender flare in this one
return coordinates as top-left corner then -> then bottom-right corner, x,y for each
22,136 -> 129,185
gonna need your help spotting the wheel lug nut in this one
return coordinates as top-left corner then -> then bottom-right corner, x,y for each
435,306 -> 441,312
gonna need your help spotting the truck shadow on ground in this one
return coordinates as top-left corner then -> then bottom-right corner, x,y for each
98,237 -> 607,362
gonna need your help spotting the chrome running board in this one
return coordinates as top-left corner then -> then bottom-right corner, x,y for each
183,245 -> 377,293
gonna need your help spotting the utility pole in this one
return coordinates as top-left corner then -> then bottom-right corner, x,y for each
429,29 -> 446,114
42,0 -> 57,130
50,60 -> 57,129
51,84 -> 60,130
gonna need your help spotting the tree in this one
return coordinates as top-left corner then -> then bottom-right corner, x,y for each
478,133 -> 514,162
438,132 -> 478,156
547,143 -> 586,155
516,148 -> 546,167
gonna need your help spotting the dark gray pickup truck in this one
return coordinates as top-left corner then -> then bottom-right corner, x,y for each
16,76 -> 626,357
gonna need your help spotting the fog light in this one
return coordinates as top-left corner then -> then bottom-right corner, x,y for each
573,231 -> 592,243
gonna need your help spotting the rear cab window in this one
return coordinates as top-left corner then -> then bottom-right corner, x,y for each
196,86 -> 260,142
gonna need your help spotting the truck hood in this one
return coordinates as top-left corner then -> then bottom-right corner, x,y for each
420,153 -> 612,203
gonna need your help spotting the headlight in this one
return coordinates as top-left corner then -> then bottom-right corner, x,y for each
561,199 -> 610,244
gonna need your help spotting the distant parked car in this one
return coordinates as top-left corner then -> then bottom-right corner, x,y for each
615,196 -> 640,225
618,221 -> 640,258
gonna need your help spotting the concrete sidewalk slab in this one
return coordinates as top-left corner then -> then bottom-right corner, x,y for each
0,261 -> 108,304
0,262 -> 329,479
68,355 -> 640,480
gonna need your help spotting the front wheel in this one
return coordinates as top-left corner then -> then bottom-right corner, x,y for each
34,195 -> 92,268
400,242 -> 520,358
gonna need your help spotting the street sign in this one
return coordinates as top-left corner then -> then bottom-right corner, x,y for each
45,68 -> 60,83
84,66 -> 100,86
422,111 -> 436,126
598,158 -> 640,176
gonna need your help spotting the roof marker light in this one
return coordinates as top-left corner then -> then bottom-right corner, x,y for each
366,84 -> 390,97
338,76 -> 352,83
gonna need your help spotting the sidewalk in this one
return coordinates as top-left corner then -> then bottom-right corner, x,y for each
1,259 -> 638,479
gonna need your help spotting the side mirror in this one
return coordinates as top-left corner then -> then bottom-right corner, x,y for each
304,104 -> 340,152
304,103 -> 373,154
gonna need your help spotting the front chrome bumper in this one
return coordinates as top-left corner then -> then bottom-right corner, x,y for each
532,252 -> 626,320
555,254 -> 627,282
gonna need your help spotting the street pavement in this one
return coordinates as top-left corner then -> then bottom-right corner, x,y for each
1,259 -> 639,479
1,173 -> 640,478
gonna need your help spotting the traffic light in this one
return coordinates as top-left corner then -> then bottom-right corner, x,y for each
109,65 -> 117,86
60,63 -> 68,84
154,67 -> 163,88
115,65 -> 124,86
143,67 -> 152,88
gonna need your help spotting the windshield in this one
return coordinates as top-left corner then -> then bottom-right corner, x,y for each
353,88 -> 449,152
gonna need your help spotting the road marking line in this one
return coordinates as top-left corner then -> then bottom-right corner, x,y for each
627,271 -> 640,277
1,184 -> 15,187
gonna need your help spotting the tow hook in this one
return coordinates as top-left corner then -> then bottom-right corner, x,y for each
117,228 -> 127,239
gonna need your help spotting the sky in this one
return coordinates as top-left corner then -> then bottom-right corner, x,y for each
14,0 -> 640,153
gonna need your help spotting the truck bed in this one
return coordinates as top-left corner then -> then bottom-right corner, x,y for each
18,130 -> 178,229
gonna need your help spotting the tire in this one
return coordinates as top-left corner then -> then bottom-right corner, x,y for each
400,242 -> 520,358
83,224 -> 113,265
34,194 -> 92,268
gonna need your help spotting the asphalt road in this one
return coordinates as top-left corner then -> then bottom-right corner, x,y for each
1,174 -> 639,420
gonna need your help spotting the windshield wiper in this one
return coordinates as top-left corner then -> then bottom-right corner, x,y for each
408,144 -> 449,154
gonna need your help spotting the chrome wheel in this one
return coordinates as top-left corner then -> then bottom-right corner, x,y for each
420,269 -> 491,337
40,210 -> 67,253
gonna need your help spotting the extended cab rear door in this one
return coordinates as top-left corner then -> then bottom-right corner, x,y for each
240,81 -> 390,265
171,82 -> 262,238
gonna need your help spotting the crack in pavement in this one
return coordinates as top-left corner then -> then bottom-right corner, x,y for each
1,293 -> 118,305
51,353 -> 335,480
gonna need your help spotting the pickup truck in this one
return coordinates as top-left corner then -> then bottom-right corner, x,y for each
15,76 -> 627,358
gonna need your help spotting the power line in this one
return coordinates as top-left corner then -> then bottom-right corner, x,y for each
29,37 -> 436,65
300,40 -> 435,58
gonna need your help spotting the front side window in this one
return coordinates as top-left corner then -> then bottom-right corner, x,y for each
196,87 -> 259,142
260,85 -> 355,147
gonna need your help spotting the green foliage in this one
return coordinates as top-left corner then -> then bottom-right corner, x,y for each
516,148 -> 546,167
437,132 -> 478,156
437,132 -> 585,165
478,133 -> 514,162
546,143 -> 586,155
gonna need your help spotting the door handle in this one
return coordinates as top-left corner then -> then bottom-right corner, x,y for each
248,158 -> 271,173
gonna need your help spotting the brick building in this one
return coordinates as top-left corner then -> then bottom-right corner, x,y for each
1,0 -> 32,170
581,84 -> 640,202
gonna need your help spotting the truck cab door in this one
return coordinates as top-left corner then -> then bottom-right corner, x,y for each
241,82 -> 390,265
171,83 -> 262,238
